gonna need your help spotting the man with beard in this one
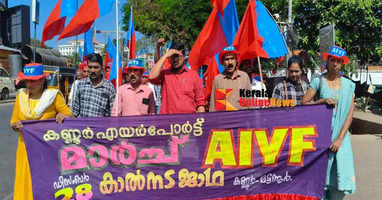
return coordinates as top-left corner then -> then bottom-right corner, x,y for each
149,41 -> 205,114
209,46 -> 251,112
111,59 -> 155,116
72,53 -> 116,117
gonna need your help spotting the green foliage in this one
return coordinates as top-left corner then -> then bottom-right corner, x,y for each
122,0 -> 212,48
294,0 -> 382,65
136,35 -> 156,55
342,54 -> 359,77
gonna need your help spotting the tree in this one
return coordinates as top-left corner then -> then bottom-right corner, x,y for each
136,35 -> 155,55
332,0 -> 382,65
122,0 -> 212,48
294,0 -> 382,65
122,0 -> 289,49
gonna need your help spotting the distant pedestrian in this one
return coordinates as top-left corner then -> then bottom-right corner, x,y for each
68,69 -> 82,108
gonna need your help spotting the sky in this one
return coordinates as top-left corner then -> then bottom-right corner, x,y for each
9,0 -> 135,49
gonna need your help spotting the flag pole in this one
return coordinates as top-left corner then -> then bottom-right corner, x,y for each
257,56 -> 264,84
116,0 -> 120,114
74,0 -> 79,65
127,6 -> 133,74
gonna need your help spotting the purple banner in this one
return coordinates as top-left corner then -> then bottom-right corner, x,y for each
22,105 -> 331,200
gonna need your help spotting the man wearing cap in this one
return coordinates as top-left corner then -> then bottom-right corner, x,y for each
72,53 -> 116,117
149,41 -> 205,114
209,46 -> 251,112
111,59 -> 155,116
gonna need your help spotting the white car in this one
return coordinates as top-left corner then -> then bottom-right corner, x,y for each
0,67 -> 16,100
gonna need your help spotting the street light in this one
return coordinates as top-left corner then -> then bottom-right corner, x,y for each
288,0 -> 292,24
32,0 -> 39,62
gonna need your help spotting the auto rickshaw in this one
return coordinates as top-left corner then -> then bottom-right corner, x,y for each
44,66 -> 76,102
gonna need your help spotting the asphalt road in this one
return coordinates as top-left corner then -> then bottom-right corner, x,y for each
0,103 -> 17,200
344,134 -> 382,200
0,102 -> 381,200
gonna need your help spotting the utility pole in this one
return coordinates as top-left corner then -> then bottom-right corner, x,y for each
287,0 -> 293,60
74,0 -> 79,65
273,0 -> 294,70
32,0 -> 39,62
288,0 -> 293,24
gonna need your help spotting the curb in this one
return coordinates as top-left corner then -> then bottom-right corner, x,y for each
0,99 -> 15,104
351,117 -> 382,135
351,111 -> 382,135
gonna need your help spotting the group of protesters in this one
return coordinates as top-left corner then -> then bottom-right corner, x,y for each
9,37 -> 355,200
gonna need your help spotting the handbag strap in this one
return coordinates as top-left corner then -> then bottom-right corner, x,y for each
283,80 -> 289,100
318,75 -> 322,94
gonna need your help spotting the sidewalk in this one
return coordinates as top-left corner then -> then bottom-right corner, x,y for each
351,110 -> 382,135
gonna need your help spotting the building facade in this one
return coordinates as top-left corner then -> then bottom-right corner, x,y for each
0,3 -> 30,48
57,40 -> 104,57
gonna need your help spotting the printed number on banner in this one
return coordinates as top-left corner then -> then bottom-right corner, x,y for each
54,184 -> 93,200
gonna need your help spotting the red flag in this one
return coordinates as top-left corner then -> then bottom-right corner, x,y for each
79,61 -> 87,71
111,69 -> 123,88
41,0 -> 66,47
273,54 -> 284,75
210,0 -> 230,15
204,57 -> 220,101
129,32 -> 136,59
58,0 -> 99,40
104,51 -> 112,80
233,0 -> 268,60
276,56 -> 285,67
127,7 -> 136,59
189,7 -> 228,71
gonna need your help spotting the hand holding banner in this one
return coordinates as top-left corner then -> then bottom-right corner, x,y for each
22,105 -> 331,200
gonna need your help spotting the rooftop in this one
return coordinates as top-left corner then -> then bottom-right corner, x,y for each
0,45 -> 21,53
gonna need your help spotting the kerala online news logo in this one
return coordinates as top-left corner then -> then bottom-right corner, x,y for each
215,89 -> 296,111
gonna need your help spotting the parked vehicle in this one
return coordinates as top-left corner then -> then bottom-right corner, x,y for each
0,66 -> 16,100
